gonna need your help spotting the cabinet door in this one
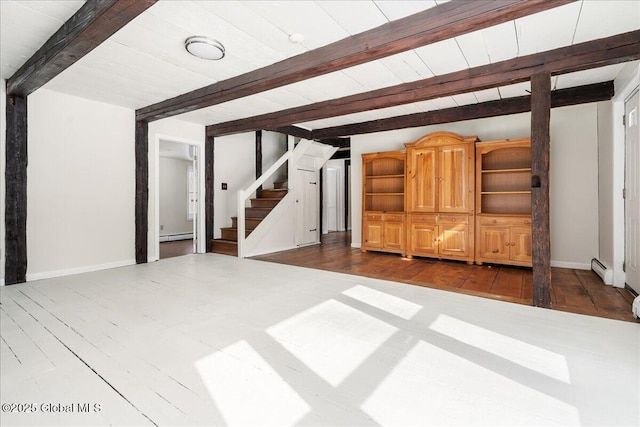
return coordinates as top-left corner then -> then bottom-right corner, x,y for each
384,221 -> 404,251
477,226 -> 510,260
439,144 -> 471,213
407,147 -> 437,212
363,221 -> 383,249
439,224 -> 469,257
510,226 -> 532,263
409,222 -> 438,256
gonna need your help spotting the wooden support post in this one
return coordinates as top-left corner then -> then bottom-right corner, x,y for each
135,120 -> 148,264
5,95 -> 28,284
256,130 -> 263,197
205,134 -> 214,252
531,72 -> 552,308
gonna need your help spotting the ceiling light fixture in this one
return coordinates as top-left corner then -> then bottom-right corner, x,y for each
185,36 -> 225,60
289,33 -> 305,44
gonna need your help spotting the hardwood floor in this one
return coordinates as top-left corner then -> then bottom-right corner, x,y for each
252,231 -> 638,323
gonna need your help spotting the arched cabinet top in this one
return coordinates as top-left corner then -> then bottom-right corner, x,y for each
404,131 -> 479,148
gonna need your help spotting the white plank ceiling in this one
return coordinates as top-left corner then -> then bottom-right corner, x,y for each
1,0 -> 639,132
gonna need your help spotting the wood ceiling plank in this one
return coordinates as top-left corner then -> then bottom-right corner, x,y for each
515,1 -> 581,55
207,30 -> 639,137
137,0 -> 577,122
310,81 -> 615,139
6,0 -> 157,97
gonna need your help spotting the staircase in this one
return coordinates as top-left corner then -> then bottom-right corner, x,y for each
211,180 -> 288,256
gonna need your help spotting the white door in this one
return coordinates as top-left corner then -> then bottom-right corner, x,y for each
325,167 -> 339,232
625,89 -> 640,293
296,168 -> 319,246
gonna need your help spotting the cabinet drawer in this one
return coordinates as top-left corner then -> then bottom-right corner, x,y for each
479,216 -> 531,226
365,213 -> 383,221
383,213 -> 405,222
438,215 -> 469,225
410,214 -> 438,224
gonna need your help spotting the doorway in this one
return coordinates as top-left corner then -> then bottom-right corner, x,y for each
322,159 -> 351,235
154,136 -> 205,261
625,88 -> 639,293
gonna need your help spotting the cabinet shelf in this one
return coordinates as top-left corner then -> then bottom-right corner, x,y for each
481,168 -> 531,174
366,174 -> 405,179
481,191 -> 531,195
363,151 -> 406,220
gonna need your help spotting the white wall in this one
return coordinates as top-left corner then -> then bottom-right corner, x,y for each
351,104 -> 600,269
597,100 -> 615,272
159,157 -> 193,236
213,131 -> 287,239
262,130 -> 288,189
550,105 -> 599,269
1,80 -> 6,285
148,118 -> 204,261
213,132 -> 255,238
26,89 -> 135,280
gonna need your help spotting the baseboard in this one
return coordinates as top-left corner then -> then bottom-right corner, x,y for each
550,260 -> 591,270
26,259 -> 137,282
351,242 -> 361,249
159,233 -> 193,242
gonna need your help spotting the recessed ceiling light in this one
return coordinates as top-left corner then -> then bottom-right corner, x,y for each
185,36 -> 225,60
289,33 -> 304,44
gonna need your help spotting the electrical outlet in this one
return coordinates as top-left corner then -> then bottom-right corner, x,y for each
160,225 -> 164,231
222,183 -> 228,190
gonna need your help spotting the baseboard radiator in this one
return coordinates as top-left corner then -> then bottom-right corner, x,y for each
591,258 -> 613,285
160,233 -> 193,242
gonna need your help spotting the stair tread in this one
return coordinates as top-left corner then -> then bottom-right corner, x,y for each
212,239 -> 237,245
221,226 -> 255,231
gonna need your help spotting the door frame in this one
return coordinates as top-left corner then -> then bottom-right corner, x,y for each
611,66 -> 639,288
624,88 -> 640,292
152,134 -> 206,261
323,159 -> 346,233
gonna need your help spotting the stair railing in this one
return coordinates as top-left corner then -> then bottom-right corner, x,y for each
237,148 -> 291,258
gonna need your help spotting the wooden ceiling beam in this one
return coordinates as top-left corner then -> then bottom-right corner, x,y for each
311,81 -> 615,138
273,126 -> 314,140
6,0 -> 157,97
136,0 -> 576,122
207,30 -> 639,137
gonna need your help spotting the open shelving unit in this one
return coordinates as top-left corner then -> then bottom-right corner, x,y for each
362,152 -> 405,213
478,142 -> 532,215
361,151 -> 406,255
475,139 -> 533,267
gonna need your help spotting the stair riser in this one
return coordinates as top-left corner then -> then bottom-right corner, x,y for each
210,241 -> 238,256
231,218 -> 262,228
245,208 -> 270,219
250,199 -> 280,208
260,189 -> 287,198
221,229 -> 252,241
273,180 -> 288,189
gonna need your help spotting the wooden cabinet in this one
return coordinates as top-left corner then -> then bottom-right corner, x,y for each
408,213 -> 473,261
362,152 -> 406,254
406,132 -> 476,214
405,132 -> 477,263
475,139 -> 532,267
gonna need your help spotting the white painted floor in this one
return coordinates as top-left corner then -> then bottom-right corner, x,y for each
1,254 -> 638,426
